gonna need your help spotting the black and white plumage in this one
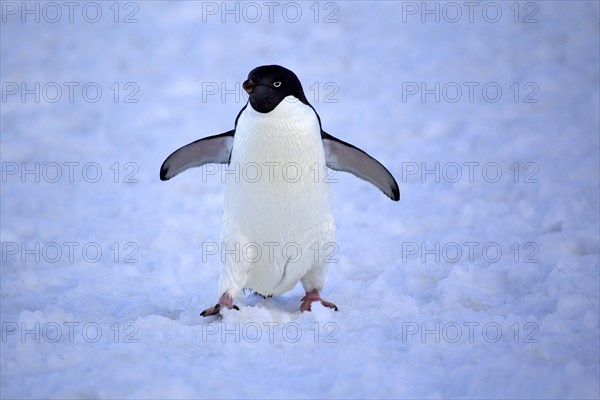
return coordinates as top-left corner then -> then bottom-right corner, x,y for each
160,65 -> 399,316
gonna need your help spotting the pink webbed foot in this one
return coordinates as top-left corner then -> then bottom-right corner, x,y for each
300,289 -> 338,312
200,293 -> 239,317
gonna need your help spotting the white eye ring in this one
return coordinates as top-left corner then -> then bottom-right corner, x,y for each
273,81 -> 282,88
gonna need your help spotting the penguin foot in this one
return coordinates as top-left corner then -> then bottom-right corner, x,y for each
300,289 -> 338,312
200,293 -> 239,317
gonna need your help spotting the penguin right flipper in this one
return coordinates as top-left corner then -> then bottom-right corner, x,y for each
160,130 -> 235,181
321,131 -> 400,201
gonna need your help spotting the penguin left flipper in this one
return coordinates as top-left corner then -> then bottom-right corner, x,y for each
321,131 -> 400,201
160,130 -> 235,181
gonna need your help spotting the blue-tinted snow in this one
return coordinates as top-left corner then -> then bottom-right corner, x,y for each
1,1 -> 598,398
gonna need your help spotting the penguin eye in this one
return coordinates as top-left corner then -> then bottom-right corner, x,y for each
273,81 -> 282,88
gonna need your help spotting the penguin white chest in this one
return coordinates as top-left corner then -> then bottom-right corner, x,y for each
221,98 -> 335,296
160,64 -> 399,316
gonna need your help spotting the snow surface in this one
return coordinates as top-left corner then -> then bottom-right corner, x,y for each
1,1 -> 599,398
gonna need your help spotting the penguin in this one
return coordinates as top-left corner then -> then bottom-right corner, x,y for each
160,65 -> 399,317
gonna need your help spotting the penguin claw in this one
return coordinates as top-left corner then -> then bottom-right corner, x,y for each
300,289 -> 338,312
200,303 -> 239,317
199,304 -> 220,317
200,294 -> 239,317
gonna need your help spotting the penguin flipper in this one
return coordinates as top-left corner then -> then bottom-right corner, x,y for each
321,131 -> 400,201
160,130 -> 235,181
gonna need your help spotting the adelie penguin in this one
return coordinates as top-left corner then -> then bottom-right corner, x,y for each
160,65 -> 399,317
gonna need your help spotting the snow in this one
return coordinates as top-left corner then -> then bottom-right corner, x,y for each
1,1 -> 599,398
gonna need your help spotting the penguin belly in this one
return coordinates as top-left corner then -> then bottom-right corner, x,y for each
220,99 -> 335,298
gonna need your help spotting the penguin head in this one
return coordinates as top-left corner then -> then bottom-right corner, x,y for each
243,65 -> 310,113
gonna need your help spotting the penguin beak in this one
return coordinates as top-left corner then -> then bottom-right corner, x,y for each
243,79 -> 255,94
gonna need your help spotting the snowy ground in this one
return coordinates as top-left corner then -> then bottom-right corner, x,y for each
1,1 -> 599,399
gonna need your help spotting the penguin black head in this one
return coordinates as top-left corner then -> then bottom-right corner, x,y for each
243,65 -> 310,113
